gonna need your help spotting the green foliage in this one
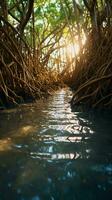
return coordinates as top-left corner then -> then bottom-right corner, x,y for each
1,0 -> 112,108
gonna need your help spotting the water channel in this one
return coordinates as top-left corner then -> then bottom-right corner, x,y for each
0,88 -> 112,200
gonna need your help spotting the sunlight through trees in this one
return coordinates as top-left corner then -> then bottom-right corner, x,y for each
0,0 -> 112,109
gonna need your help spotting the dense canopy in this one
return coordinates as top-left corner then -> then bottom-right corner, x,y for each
0,0 -> 112,109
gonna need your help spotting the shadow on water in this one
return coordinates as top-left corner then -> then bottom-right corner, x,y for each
0,88 -> 112,200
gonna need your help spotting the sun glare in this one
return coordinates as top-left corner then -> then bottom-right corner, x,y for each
53,33 -> 87,70
66,34 -> 86,58
66,43 -> 80,57
82,34 -> 87,45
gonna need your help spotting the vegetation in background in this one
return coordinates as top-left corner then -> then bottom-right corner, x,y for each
0,0 -> 112,109
65,0 -> 112,109
0,0 -> 66,107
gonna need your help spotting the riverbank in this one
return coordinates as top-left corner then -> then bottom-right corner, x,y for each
0,83 -> 64,110
66,30 -> 112,110
0,16 -> 64,110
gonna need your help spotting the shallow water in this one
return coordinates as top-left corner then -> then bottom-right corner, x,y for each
0,88 -> 112,200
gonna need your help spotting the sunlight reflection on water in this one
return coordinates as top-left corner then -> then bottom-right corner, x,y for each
0,88 -> 112,200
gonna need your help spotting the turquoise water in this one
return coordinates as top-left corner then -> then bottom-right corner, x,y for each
0,89 -> 112,200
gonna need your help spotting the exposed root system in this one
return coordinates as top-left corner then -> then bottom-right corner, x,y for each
69,30 -> 112,109
0,17 -> 60,108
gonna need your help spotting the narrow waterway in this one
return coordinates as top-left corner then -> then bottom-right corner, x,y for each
0,88 -> 112,200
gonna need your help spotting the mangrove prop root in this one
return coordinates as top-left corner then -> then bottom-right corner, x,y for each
0,17 -> 60,108
69,30 -> 112,109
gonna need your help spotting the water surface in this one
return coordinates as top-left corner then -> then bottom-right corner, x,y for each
0,88 -> 112,200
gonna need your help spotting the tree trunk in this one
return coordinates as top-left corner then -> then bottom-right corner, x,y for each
0,0 -> 8,19
83,0 -> 100,43
18,0 -> 34,36
32,7 -> 35,57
